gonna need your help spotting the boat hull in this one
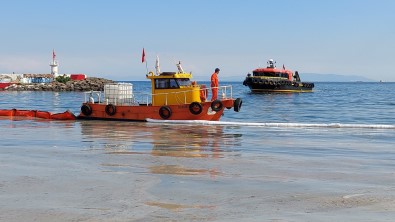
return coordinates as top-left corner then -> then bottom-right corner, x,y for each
243,78 -> 314,93
0,83 -> 13,89
78,99 -> 237,121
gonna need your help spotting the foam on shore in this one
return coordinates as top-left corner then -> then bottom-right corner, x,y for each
146,118 -> 395,129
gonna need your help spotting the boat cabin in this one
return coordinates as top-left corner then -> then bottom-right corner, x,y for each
146,71 -> 203,106
252,59 -> 293,81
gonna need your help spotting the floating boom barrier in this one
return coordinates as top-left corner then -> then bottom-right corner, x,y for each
0,109 -> 76,120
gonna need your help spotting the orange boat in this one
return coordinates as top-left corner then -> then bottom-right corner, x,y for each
78,63 -> 242,121
243,59 -> 314,93
0,109 -> 76,120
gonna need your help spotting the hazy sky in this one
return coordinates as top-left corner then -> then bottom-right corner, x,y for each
1,0 -> 394,81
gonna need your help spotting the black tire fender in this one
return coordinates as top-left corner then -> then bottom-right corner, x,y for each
189,102 -> 203,115
105,104 -> 116,116
234,98 -> 242,112
159,106 -> 172,119
211,100 -> 223,112
81,104 -> 92,116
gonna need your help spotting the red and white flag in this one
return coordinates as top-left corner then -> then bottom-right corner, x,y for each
142,48 -> 145,63
52,49 -> 56,61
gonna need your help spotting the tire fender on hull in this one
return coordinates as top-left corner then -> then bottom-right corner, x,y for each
81,104 -> 92,116
211,100 -> 223,112
189,102 -> 203,115
159,106 -> 172,119
105,104 -> 117,116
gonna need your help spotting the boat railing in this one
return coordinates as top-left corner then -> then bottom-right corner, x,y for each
133,93 -> 152,106
150,85 -> 233,105
218,85 -> 233,99
83,85 -> 233,106
84,91 -> 102,104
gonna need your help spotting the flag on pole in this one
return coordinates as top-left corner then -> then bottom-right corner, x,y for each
52,49 -> 56,61
142,48 -> 145,63
283,64 -> 285,70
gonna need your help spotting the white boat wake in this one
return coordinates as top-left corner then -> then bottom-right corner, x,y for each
146,118 -> 395,129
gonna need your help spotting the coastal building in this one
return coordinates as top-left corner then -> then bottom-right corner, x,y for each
0,50 -> 86,89
0,73 -> 20,83
21,74 -> 53,83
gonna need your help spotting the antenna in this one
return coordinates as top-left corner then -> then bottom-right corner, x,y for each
155,55 -> 161,75
176,61 -> 184,73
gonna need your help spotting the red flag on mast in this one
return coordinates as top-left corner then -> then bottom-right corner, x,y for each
142,48 -> 145,63
52,49 -> 56,61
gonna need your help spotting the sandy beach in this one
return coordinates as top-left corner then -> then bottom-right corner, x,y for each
1,121 -> 395,221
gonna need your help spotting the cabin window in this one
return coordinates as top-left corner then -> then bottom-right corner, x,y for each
177,78 -> 191,86
253,71 -> 276,77
169,79 -> 178,88
155,79 -> 180,89
253,71 -> 289,78
155,79 -> 166,89
280,73 -> 289,78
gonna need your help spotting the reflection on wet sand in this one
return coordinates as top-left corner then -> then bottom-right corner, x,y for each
79,120 -> 243,159
146,201 -> 214,211
150,125 -> 224,159
79,121 -> 243,216
79,120 -> 242,178
149,165 -> 221,177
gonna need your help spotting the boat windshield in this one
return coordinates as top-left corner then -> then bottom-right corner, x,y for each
253,71 -> 289,78
155,78 -> 180,89
177,78 -> 192,86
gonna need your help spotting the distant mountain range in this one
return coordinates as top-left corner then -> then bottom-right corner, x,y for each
299,73 -> 375,82
216,73 -> 376,82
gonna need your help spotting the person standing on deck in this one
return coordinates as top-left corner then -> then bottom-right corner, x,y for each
211,68 -> 220,101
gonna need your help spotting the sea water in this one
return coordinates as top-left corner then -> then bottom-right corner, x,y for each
1,82 -> 395,221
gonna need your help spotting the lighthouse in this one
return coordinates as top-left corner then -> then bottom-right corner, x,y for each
50,49 -> 59,77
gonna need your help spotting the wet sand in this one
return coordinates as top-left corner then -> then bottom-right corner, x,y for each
1,121 -> 395,221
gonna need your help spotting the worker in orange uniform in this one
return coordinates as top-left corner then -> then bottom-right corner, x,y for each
211,68 -> 220,101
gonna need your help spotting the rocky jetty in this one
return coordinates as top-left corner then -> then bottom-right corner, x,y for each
4,77 -> 115,91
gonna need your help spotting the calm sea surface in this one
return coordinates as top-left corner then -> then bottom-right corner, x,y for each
1,82 -> 395,221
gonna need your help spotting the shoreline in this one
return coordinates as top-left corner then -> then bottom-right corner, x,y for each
1,77 -> 114,91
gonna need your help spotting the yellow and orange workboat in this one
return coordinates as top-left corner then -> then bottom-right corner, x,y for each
78,64 -> 242,121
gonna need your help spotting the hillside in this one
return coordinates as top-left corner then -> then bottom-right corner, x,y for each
300,73 -> 374,82
213,73 -> 375,82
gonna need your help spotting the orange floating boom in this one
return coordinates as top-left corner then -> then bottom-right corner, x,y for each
0,109 -> 76,120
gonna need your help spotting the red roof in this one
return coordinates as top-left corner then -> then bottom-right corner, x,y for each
70,74 -> 86,80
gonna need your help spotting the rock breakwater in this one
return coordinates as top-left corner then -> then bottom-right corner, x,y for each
3,77 -> 115,91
